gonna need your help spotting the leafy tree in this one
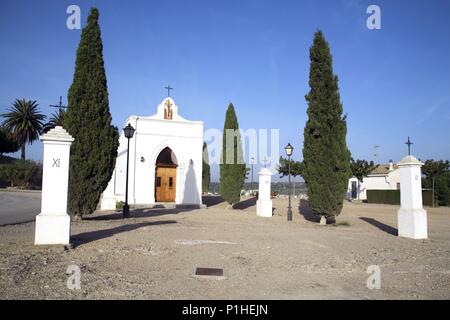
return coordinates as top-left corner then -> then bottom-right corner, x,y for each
302,30 -> 351,223
1,99 -> 45,160
219,103 -> 246,205
350,158 -> 377,200
422,159 -> 450,207
64,8 -> 119,217
277,156 -> 303,196
43,109 -> 66,133
0,126 -> 19,155
0,160 -> 42,188
202,142 -> 211,194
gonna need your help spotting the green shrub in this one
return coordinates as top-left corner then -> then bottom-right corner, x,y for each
367,189 -> 433,206
116,201 -> 125,210
0,160 -> 42,189
422,190 -> 433,207
367,190 -> 400,205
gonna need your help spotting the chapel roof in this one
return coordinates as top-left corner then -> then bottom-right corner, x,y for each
369,163 -> 398,175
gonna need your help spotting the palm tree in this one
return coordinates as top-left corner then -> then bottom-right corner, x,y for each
1,99 -> 45,160
43,109 -> 65,133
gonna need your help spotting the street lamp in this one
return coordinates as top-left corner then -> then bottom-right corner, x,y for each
285,143 -> 294,221
123,123 -> 135,218
250,157 -> 255,184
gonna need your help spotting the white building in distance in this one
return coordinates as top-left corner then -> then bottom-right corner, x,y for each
100,97 -> 204,210
347,160 -> 400,201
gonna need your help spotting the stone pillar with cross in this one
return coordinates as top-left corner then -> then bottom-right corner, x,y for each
256,168 -> 273,217
397,154 -> 428,239
35,126 -> 74,245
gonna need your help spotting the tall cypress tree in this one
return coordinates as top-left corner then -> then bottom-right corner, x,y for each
220,103 -> 246,205
64,8 -> 119,217
202,142 -> 211,194
302,30 -> 351,223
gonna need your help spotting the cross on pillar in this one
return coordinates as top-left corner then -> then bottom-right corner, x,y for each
262,157 -> 269,168
49,96 -> 67,113
405,137 -> 413,156
164,85 -> 173,97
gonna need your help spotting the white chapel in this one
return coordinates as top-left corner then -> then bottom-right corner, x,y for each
100,97 -> 204,210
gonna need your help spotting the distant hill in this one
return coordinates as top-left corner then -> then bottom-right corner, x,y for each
208,181 -> 307,196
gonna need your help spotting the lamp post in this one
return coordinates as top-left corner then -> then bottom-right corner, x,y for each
250,157 -> 255,184
123,123 -> 135,218
285,143 -> 294,221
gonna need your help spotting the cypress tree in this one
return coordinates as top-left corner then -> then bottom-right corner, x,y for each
302,30 -> 351,223
64,8 -> 119,217
202,142 -> 211,194
219,103 -> 246,205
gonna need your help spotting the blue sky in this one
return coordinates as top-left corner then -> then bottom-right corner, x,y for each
1,0 -> 449,181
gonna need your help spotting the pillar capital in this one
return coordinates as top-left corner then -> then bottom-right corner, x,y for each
40,126 -> 74,144
397,155 -> 423,167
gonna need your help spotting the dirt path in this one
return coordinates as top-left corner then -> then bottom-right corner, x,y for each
0,197 -> 449,299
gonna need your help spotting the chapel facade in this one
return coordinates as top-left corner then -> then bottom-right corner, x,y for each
100,97 -> 204,210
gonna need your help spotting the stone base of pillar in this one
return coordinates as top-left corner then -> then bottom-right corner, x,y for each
257,199 -> 273,217
100,197 -> 117,211
35,214 -> 71,245
397,208 -> 428,239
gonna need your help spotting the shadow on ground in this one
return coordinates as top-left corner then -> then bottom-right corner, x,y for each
71,220 -> 176,248
233,197 -> 257,210
202,195 -> 225,207
360,217 -> 398,236
298,199 -> 320,223
85,208 -> 194,221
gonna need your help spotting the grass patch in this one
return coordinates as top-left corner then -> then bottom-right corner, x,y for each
116,201 -> 125,210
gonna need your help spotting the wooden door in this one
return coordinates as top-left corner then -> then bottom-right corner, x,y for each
155,166 -> 177,202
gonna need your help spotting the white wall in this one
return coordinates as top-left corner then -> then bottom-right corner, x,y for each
346,169 -> 400,200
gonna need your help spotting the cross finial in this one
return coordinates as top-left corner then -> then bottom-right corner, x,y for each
164,85 -> 173,97
49,96 -> 67,112
405,137 -> 413,155
262,157 -> 269,168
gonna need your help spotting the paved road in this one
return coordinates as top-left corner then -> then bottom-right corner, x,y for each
0,191 -> 41,226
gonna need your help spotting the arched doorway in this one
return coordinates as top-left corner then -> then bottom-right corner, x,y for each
155,147 -> 178,202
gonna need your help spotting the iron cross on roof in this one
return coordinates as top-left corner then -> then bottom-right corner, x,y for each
49,96 -> 67,112
405,137 -> 413,155
164,85 -> 173,97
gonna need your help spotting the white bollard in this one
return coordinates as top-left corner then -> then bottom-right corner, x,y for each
35,126 -> 74,245
256,168 -> 273,217
397,155 -> 428,239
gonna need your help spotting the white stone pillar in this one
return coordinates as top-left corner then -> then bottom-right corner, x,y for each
35,126 -> 74,245
397,155 -> 428,239
256,168 -> 273,217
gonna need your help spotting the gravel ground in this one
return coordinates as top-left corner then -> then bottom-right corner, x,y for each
0,196 -> 449,300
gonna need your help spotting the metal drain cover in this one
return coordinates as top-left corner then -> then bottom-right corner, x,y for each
194,267 -> 225,279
